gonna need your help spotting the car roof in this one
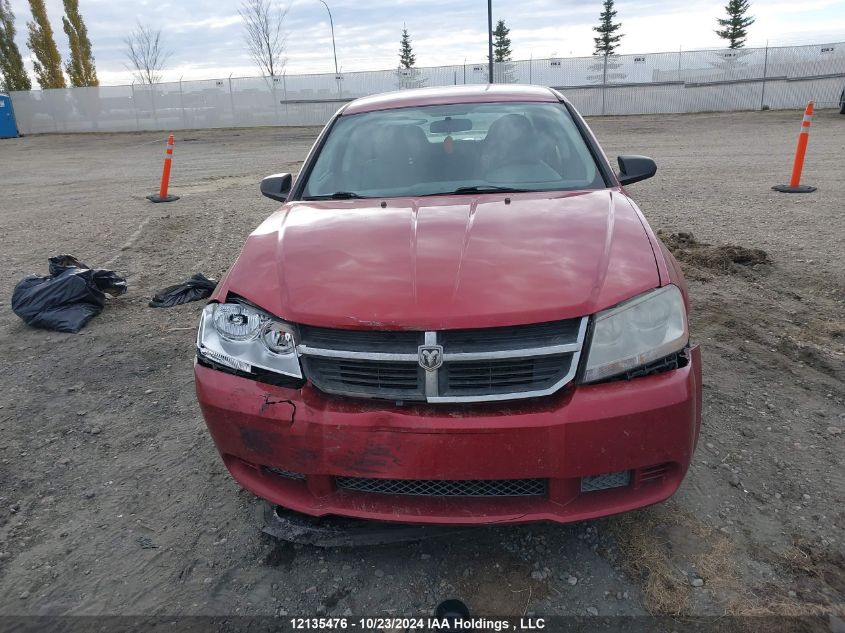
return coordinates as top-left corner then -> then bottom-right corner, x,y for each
342,84 -> 562,115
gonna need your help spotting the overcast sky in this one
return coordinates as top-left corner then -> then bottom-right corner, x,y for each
7,0 -> 845,85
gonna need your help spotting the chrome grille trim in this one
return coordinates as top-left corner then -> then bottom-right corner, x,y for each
442,342 -> 581,361
336,477 -> 547,497
297,342 -> 581,361
296,346 -> 420,361
423,331 -> 440,398
298,317 -> 588,403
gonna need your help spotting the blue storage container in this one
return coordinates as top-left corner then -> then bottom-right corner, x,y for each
0,93 -> 20,138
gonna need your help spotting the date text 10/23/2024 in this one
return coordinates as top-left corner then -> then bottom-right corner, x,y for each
290,617 -> 548,630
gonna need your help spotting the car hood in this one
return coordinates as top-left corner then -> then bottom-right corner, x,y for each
220,190 -> 660,329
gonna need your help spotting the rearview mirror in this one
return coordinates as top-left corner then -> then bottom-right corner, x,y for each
260,173 -> 292,202
430,117 -> 473,134
616,156 -> 657,186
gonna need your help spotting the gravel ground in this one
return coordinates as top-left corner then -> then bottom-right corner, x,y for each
0,109 -> 842,622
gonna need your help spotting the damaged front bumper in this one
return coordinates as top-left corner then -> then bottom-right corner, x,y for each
261,502 -> 470,546
195,345 -> 701,526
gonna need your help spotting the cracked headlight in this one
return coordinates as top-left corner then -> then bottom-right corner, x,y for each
582,285 -> 688,383
197,302 -> 302,379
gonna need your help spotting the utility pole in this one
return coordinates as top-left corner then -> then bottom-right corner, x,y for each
318,0 -> 341,96
487,0 -> 493,83
318,0 -> 338,76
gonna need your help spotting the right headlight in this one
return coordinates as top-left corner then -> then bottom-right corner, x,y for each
197,302 -> 302,380
582,285 -> 688,383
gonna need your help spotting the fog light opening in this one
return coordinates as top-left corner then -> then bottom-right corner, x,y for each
636,462 -> 672,485
263,465 -> 306,481
580,470 -> 631,493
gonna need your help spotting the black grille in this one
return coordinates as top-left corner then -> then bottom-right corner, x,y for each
299,325 -> 421,353
303,357 -> 424,399
442,355 -> 571,396
440,319 -> 581,353
335,477 -> 547,497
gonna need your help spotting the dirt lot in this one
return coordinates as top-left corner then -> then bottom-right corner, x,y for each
0,109 -> 843,623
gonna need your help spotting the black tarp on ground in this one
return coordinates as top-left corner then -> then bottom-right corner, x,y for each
148,273 -> 217,308
11,255 -> 127,333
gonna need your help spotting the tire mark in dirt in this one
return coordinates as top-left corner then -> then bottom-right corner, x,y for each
102,216 -> 154,269
194,205 -> 227,273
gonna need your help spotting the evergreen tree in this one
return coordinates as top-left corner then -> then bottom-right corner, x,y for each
62,0 -> 97,86
26,0 -> 65,88
592,0 -> 623,56
398,26 -> 415,69
492,19 -> 511,62
0,0 -> 32,91
715,0 -> 755,49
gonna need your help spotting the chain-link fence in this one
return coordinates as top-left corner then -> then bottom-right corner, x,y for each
9,41 -> 845,134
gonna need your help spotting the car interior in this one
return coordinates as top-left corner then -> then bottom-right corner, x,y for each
303,103 -> 604,198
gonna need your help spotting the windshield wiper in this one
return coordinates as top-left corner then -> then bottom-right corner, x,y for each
303,191 -> 369,200
423,185 -> 531,196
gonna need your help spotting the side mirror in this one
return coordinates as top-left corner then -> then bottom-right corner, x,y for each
260,173 -> 292,202
616,155 -> 657,186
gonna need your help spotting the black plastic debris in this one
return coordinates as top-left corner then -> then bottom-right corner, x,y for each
148,273 -> 217,308
11,255 -> 127,333
261,502 -> 470,547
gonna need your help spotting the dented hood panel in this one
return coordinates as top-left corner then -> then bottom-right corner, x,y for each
219,190 -> 660,329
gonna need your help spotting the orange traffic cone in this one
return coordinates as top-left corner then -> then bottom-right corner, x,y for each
147,134 -> 180,202
773,102 -> 816,193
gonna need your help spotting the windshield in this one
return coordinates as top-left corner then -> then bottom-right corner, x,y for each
300,102 -> 605,199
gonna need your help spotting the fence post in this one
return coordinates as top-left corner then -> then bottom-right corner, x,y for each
601,54 -> 608,115
179,77 -> 187,128
760,42 -> 769,110
130,83 -> 140,131
228,74 -> 236,124
271,78 -> 279,125
150,83 -> 158,128
677,46 -> 682,82
282,72 -> 288,123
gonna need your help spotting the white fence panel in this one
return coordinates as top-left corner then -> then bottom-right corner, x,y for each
9,42 -> 844,134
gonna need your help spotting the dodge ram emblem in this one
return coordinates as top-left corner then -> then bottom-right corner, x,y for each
418,345 -> 443,371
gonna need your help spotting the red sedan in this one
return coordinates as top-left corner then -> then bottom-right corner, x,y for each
195,84 -> 701,526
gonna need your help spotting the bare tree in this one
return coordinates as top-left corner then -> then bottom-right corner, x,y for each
239,0 -> 288,77
123,22 -> 171,85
